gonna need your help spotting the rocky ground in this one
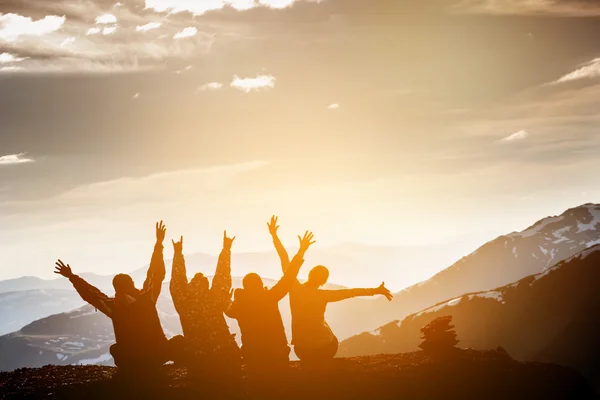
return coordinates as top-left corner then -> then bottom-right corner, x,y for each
0,349 -> 595,400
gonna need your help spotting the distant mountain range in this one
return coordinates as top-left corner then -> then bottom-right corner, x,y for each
1,203 -> 599,375
0,289 -> 85,336
331,203 -> 600,338
0,277 -> 371,371
339,244 -> 600,391
0,242 -> 466,338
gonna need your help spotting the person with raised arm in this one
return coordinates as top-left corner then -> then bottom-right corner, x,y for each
53,221 -> 175,374
267,215 -> 393,361
226,229 -> 315,371
169,231 -> 240,374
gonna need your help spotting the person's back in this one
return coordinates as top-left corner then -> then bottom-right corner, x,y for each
228,287 -> 289,363
169,233 -> 239,366
54,221 -> 173,371
111,289 -> 167,356
227,230 -> 315,369
289,283 -> 335,351
265,215 -> 393,361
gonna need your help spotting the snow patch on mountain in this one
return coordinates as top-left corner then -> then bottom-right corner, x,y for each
469,291 -> 504,303
516,215 -> 565,238
576,205 -> 600,232
552,226 -> 571,244
415,297 -> 462,317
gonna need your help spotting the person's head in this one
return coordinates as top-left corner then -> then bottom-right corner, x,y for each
308,265 -> 329,287
242,272 -> 265,293
190,272 -> 210,292
112,274 -> 137,296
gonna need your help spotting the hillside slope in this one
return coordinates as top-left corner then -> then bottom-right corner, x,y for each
339,245 -> 600,390
0,279 -> 372,370
346,203 -> 600,336
0,350 -> 593,400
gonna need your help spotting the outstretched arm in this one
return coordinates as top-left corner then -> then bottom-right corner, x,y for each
142,221 -> 167,303
320,282 -> 393,303
170,236 -> 188,308
268,231 -> 315,301
211,231 -> 235,308
267,216 -> 290,273
55,260 -> 114,317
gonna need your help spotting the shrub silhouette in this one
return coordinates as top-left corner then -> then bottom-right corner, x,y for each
419,315 -> 459,356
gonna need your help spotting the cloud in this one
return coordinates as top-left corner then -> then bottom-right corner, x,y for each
136,22 -> 162,32
327,103 -> 340,109
501,130 -> 529,142
86,27 -> 102,35
0,52 -> 26,64
144,0 -> 300,15
199,82 -> 224,91
57,160 -> 270,202
455,0 -> 600,16
60,37 -> 76,47
95,14 -> 117,24
553,58 -> 600,84
0,66 -> 23,72
173,26 -> 198,39
0,13 -> 65,42
174,65 -> 193,74
102,26 -> 117,35
0,153 -> 34,166
231,74 -> 276,92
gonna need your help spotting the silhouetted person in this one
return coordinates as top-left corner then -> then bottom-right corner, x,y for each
54,221 -> 174,374
169,232 -> 240,373
267,216 -> 393,361
226,230 -> 315,370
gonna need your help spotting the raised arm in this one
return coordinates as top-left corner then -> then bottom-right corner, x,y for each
142,221 -> 167,303
268,231 -> 315,301
55,260 -> 114,317
320,282 -> 393,303
267,216 -> 290,273
169,236 -> 188,308
211,231 -> 235,307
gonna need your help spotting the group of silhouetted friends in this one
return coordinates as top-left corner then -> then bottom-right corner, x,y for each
54,216 -> 393,378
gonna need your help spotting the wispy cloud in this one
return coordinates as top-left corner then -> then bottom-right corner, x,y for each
455,0 -> 600,16
0,153 -> 34,166
327,103 -> 340,110
173,27 -> 197,39
0,52 -> 26,64
144,0 -> 299,15
553,58 -> 600,84
95,14 -> 117,24
0,13 -> 65,42
199,82 -> 224,91
231,74 -> 276,92
501,130 -> 529,142
136,22 -> 162,32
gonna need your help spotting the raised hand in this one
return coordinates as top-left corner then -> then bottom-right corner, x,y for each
267,215 -> 280,236
298,231 -> 316,254
223,230 -> 236,251
54,260 -> 74,279
156,220 -> 167,244
375,282 -> 393,301
172,236 -> 183,255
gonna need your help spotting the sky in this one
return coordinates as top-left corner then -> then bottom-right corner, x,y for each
1,0 -> 600,284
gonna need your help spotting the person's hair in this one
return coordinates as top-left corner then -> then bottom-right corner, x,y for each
243,273 -> 263,290
112,274 -> 135,294
190,273 -> 209,291
308,265 -> 329,287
